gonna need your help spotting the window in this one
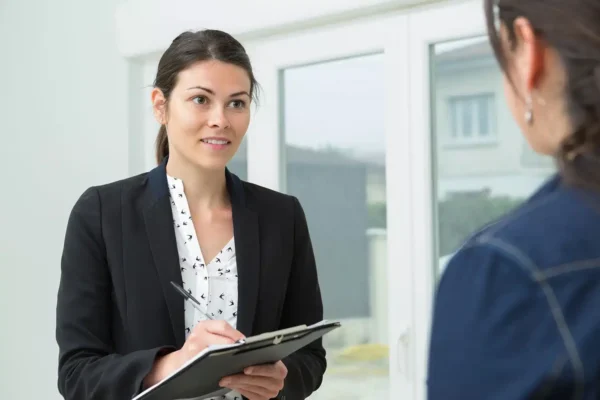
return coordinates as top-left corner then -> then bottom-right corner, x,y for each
448,93 -> 495,143
433,39 -> 554,276
281,53 -> 389,399
227,138 -> 247,180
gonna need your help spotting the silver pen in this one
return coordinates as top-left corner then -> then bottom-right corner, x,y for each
170,281 -> 213,320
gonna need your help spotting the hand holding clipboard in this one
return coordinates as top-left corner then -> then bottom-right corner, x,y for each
134,292 -> 341,400
141,282 -> 296,399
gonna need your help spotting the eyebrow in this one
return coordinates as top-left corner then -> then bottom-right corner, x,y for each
187,86 -> 250,98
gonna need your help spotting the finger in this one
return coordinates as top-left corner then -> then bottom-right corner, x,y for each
228,383 -> 274,400
203,332 -> 236,345
204,320 -> 245,341
186,333 -> 234,354
245,361 -> 287,379
220,375 -> 281,393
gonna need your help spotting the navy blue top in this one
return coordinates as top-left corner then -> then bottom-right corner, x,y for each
428,173 -> 600,399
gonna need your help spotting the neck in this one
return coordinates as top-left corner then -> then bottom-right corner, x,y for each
165,156 -> 229,209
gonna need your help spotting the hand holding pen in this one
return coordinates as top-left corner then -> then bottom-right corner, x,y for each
170,281 -> 246,344
169,283 -> 286,399
144,282 -> 247,387
170,280 -> 245,347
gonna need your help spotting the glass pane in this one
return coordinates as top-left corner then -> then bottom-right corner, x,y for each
450,101 -> 459,138
227,138 -> 247,180
281,53 -> 387,399
478,95 -> 490,136
432,36 -> 555,275
461,98 -> 473,137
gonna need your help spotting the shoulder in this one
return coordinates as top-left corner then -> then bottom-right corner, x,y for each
439,241 -> 537,298
432,183 -> 600,392
70,172 -> 149,214
430,240 -> 568,398
454,180 -> 600,276
93,171 -> 149,196
240,180 -> 304,219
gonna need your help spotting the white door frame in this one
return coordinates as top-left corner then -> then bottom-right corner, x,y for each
246,14 -> 415,399
406,1 -> 488,398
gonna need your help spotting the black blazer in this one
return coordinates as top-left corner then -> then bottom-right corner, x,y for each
55,159 -> 326,400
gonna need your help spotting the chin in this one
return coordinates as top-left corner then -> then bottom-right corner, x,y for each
190,155 -> 230,172
176,145 -> 235,171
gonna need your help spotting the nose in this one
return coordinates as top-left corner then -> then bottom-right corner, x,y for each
207,105 -> 230,129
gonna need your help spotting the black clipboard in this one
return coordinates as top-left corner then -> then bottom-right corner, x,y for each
132,320 -> 341,400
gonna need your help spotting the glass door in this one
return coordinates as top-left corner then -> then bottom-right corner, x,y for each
406,0 -> 556,398
244,14 -> 413,400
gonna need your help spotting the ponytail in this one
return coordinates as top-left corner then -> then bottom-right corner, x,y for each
155,125 -> 169,164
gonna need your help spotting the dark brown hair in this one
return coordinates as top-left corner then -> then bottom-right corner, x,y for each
484,0 -> 600,191
153,29 -> 259,164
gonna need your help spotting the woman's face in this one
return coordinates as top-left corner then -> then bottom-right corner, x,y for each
153,60 -> 252,171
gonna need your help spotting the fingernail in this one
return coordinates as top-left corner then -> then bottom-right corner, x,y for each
220,379 -> 229,386
245,367 -> 253,374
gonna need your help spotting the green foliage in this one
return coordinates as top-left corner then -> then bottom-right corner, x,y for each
438,189 -> 524,254
368,202 -> 387,228
367,190 -> 524,255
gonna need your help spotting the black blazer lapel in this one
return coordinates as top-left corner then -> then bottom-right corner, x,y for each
144,160 -> 186,348
227,170 -> 260,336
141,162 -> 259,344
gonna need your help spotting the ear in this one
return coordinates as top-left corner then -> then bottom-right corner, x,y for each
512,17 -> 545,92
151,88 -> 168,125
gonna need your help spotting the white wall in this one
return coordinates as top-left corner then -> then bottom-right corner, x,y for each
115,0 -> 430,58
0,0 -> 129,398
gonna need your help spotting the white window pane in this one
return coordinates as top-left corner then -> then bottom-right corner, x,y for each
432,37 -> 555,276
477,96 -> 489,136
450,100 -> 459,138
461,98 -> 473,137
227,138 -> 247,180
281,53 -> 388,399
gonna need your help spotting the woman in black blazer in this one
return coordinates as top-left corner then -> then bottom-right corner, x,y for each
55,29 -> 326,400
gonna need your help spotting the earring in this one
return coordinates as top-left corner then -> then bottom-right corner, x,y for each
524,95 -> 533,125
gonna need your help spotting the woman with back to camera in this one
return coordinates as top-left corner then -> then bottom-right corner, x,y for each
428,0 -> 600,398
55,29 -> 326,400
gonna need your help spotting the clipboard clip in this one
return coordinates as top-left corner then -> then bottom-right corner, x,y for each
272,335 -> 283,345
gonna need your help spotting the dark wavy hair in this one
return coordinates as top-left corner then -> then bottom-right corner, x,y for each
484,0 -> 600,191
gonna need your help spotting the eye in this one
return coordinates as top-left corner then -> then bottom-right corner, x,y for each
192,96 -> 208,105
229,99 -> 246,109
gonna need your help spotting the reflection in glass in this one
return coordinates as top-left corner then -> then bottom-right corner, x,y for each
281,53 -> 387,399
431,36 -> 555,274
